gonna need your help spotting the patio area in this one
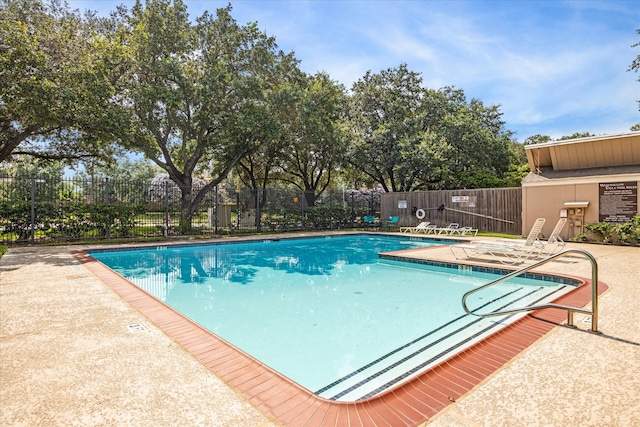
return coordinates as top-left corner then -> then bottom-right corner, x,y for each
1,235 -> 639,426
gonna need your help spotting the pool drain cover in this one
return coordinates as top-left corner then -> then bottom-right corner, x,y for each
127,323 -> 148,333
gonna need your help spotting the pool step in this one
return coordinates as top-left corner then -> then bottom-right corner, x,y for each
315,284 -> 570,401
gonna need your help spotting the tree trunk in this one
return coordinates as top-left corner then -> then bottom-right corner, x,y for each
304,190 -> 315,207
179,185 -> 193,233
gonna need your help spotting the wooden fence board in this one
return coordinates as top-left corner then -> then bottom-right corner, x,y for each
381,188 -> 522,235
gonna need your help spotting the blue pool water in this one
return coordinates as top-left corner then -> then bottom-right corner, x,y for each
89,234 -> 579,401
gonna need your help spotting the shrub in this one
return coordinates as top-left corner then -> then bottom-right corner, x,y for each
0,201 -> 58,241
576,216 -> 640,245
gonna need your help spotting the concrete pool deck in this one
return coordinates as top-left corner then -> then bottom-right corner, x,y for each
1,234 -> 639,426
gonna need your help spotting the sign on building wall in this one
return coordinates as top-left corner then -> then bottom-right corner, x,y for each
598,181 -> 638,223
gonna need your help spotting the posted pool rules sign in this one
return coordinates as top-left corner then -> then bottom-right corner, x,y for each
598,181 -> 638,223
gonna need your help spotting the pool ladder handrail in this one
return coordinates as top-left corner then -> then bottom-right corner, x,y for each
461,248 -> 599,333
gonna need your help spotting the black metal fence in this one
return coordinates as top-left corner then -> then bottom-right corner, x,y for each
0,175 -> 382,244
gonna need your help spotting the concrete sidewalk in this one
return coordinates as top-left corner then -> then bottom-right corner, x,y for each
1,245 -> 276,426
1,239 -> 639,426
406,241 -> 640,426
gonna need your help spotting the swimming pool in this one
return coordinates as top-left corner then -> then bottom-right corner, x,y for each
89,234 -> 581,402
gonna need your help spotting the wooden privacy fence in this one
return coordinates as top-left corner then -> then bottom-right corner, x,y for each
381,188 -> 522,235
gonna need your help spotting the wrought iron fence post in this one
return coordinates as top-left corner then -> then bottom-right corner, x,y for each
30,176 -> 35,243
164,181 -> 169,237
236,191 -> 240,230
300,191 -> 305,229
255,188 -> 261,232
329,191 -> 333,229
104,177 -> 110,238
350,192 -> 355,227
214,185 -> 219,234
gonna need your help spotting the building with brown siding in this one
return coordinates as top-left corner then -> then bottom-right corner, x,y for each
522,131 -> 640,240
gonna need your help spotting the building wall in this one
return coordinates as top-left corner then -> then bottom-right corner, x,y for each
522,176 -> 640,240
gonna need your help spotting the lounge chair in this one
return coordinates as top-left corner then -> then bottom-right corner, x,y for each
536,217 -> 567,254
449,218 -> 546,264
400,221 -> 431,233
423,224 -> 439,234
481,218 -> 546,247
501,218 -> 567,254
437,223 -> 459,235
456,226 -> 479,236
449,241 -> 542,265
495,218 -> 566,254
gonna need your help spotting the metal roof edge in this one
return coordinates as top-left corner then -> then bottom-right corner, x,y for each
524,131 -> 640,151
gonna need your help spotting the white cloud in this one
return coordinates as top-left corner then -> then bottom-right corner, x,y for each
65,0 -> 640,139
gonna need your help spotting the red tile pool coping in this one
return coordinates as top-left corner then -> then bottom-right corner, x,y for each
74,249 -> 607,427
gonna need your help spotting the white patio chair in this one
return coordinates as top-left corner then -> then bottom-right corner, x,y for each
457,226 -> 479,236
399,221 -> 431,233
422,224 -> 439,234
494,217 -> 566,254
436,223 -> 459,235
449,218 -> 547,264
449,240 -> 542,265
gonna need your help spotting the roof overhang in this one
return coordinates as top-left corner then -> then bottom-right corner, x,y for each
525,131 -> 640,173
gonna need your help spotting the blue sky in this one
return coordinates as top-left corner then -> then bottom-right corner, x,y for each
69,0 -> 640,142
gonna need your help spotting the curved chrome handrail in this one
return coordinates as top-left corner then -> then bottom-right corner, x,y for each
461,248 -> 599,332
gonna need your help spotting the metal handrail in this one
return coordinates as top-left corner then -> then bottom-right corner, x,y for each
461,248 -> 599,332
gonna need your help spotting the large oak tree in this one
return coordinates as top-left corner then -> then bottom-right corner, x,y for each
104,0 -> 296,230
272,71 -> 348,205
346,64 -> 451,192
0,0 -> 118,164
347,64 -> 517,191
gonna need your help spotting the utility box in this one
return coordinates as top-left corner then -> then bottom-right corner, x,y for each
208,204 -> 233,228
563,201 -> 589,237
